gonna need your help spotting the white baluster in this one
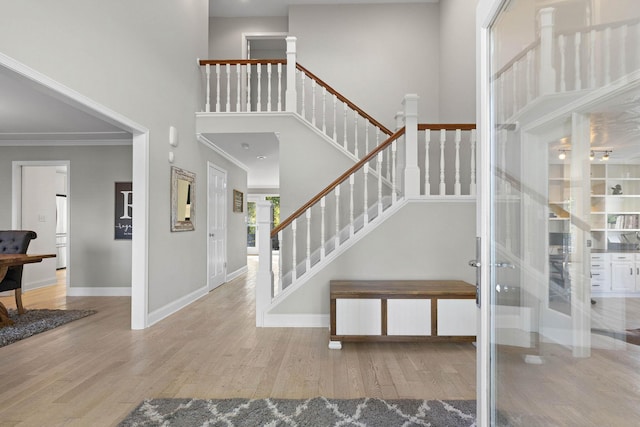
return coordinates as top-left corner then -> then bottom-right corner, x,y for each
377,152 -> 383,216
236,64 -> 241,111
439,129 -> 446,196
300,72 -> 306,119
386,145 -> 391,181
277,63 -> 282,112
424,130 -> 431,196
306,209 -> 311,271
365,120 -> 370,154
470,129 -> 477,196
604,27 -> 611,85
349,174 -> 355,236
526,50 -> 533,103
320,197 -> 326,259
267,63 -> 272,112
620,25 -> 628,77
637,23 -> 640,70
343,103 -> 348,151
332,94 -> 337,141
311,79 -> 317,126
335,185 -> 341,248
574,32 -> 582,91
256,63 -> 262,112
512,61 -> 519,113
215,64 -> 221,112
589,29 -> 597,88
322,87 -> 327,133
363,164 -> 369,225
354,114 -> 359,158
205,63 -> 211,112
454,129 -> 461,196
391,141 -> 397,203
558,35 -> 566,92
291,219 -> 297,282
278,230 -> 283,292
246,65 -> 252,111
225,63 -> 231,111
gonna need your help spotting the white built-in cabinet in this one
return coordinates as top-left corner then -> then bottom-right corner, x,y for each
550,163 -> 640,294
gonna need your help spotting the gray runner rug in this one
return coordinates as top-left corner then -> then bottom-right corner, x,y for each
118,397 -> 476,426
0,308 -> 96,347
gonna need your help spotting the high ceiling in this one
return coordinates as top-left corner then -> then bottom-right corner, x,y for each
209,0 -> 439,17
0,64 -> 131,145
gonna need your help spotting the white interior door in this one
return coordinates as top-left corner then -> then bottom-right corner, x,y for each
208,163 -> 227,291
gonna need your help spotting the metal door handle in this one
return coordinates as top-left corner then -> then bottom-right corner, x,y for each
495,262 -> 516,269
468,260 -> 481,268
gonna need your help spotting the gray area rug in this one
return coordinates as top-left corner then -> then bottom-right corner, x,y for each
0,308 -> 96,347
119,397 -> 476,426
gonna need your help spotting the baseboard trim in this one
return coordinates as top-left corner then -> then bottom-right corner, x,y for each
23,277 -> 57,292
67,287 -> 132,297
147,285 -> 208,327
226,265 -> 248,282
263,313 -> 329,328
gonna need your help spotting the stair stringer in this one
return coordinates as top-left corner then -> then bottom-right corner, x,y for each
262,197 -> 410,327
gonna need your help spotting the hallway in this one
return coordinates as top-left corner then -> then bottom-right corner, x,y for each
0,257 -> 476,426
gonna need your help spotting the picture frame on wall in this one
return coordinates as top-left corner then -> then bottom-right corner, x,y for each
115,182 -> 133,240
233,189 -> 243,213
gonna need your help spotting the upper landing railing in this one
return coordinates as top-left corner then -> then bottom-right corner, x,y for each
494,12 -> 640,122
199,37 -> 393,164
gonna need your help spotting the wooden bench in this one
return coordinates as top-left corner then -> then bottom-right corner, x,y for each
329,280 -> 476,349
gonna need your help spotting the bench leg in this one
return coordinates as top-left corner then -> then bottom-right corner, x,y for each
328,340 -> 342,350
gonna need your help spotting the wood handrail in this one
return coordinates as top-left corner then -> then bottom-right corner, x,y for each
418,123 -> 476,131
557,17 -> 640,37
494,39 -> 540,79
271,127 -> 406,237
295,63 -> 393,136
199,59 -> 287,66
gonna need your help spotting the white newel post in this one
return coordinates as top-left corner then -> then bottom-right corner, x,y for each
256,201 -> 273,327
285,36 -> 297,113
402,94 -> 420,197
539,8 -> 556,95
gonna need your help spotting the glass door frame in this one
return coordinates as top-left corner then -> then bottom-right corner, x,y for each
476,0 -> 507,425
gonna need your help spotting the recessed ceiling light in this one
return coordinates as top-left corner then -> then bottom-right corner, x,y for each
257,155 -> 266,160
241,143 -> 250,150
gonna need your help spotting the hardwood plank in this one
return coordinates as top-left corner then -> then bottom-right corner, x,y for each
0,264 -> 478,426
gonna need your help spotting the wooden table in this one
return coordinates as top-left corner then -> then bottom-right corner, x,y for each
0,253 -> 56,327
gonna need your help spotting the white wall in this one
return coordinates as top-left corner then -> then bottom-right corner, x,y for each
289,3 -> 441,129
209,17 -> 288,58
439,0 -> 476,123
0,146 -> 133,288
20,166 -> 57,289
0,0 -> 209,314
269,200 -> 476,315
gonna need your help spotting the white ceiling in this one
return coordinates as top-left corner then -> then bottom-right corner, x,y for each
209,0 -> 439,17
201,132 -> 280,188
0,65 -> 131,144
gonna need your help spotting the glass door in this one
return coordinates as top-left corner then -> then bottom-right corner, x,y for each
479,0 -> 640,425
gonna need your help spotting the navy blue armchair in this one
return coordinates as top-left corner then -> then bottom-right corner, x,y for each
0,230 -> 37,314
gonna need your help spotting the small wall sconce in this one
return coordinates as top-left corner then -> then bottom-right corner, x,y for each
558,150 -> 567,160
169,126 -> 179,147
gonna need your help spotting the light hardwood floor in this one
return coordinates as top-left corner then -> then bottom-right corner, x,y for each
0,259 -> 476,426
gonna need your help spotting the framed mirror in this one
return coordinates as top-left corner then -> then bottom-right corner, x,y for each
171,166 -> 195,231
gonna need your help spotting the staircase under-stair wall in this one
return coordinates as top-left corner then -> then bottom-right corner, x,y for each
197,37 -> 479,329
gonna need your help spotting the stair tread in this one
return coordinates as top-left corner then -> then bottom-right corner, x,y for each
330,280 -> 475,299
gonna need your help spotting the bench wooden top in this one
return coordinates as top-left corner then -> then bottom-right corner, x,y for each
330,280 -> 476,299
